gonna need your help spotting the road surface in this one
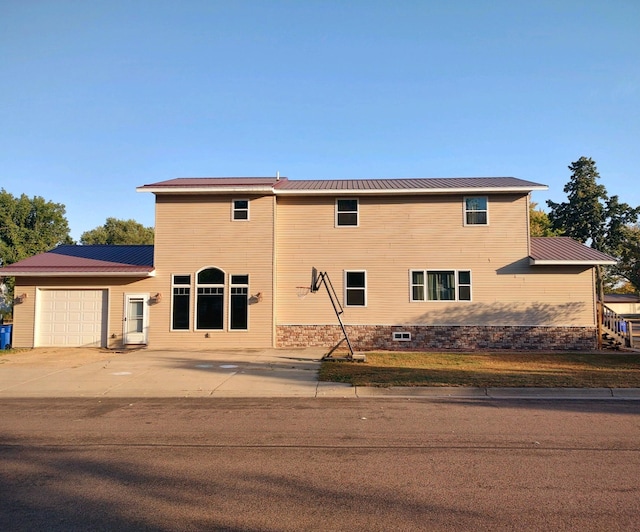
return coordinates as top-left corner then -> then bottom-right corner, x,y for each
2,398 -> 639,531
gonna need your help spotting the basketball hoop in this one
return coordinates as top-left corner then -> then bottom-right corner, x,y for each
296,286 -> 311,299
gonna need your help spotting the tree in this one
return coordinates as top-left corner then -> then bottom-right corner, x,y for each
80,218 -> 154,245
615,224 -> 640,293
0,189 -> 73,301
529,202 -> 563,237
0,189 -> 72,267
547,157 -> 640,298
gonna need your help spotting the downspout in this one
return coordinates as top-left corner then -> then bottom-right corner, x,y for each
272,193 -> 277,348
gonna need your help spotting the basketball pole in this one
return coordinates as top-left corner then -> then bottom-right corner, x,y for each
313,270 -> 356,360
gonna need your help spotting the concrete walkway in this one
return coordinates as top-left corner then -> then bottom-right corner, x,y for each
1,347 -> 640,399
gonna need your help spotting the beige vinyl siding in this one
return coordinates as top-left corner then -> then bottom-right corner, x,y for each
276,194 -> 597,328
606,302 -> 640,315
152,194 -> 274,348
9,285 -> 37,348
11,277 -> 158,348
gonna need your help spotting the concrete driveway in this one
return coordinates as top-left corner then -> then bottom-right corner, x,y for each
3,347 -> 640,400
0,347 -> 354,398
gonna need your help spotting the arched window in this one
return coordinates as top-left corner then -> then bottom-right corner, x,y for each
196,267 -> 225,329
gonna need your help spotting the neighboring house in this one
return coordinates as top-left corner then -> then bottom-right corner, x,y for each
603,294 -> 640,316
0,176 -> 616,351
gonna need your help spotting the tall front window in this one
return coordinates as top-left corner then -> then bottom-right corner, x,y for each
464,196 -> 488,225
411,270 -> 472,302
172,274 -> 191,330
197,268 -> 225,329
230,275 -> 249,330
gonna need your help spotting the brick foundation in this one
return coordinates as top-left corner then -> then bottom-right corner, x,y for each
276,324 -> 597,351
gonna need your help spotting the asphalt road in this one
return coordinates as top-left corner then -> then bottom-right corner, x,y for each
2,398 -> 640,531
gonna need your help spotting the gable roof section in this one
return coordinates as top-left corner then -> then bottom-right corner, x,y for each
137,176 -> 547,196
604,293 -> 640,304
0,245 -> 155,277
529,237 -> 616,266
137,177 -> 284,194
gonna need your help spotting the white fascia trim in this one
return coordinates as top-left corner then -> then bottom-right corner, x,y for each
529,258 -> 617,266
274,186 -> 549,196
5,271 -> 157,277
136,186 -> 275,195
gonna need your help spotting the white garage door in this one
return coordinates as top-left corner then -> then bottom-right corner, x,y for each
37,290 -> 108,347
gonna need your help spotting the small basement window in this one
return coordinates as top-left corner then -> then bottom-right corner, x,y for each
393,332 -> 411,341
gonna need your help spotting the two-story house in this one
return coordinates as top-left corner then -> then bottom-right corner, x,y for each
1,176 -> 615,351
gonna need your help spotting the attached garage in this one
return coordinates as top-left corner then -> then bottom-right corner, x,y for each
0,246 -> 155,349
37,289 -> 108,347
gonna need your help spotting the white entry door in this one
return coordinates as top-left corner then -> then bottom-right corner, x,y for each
123,294 -> 148,345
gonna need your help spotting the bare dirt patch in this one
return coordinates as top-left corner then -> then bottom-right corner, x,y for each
0,347 -> 117,367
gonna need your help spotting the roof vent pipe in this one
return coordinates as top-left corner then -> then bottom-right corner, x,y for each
276,171 -> 280,180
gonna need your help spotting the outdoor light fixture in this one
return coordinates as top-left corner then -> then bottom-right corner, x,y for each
150,292 -> 162,303
14,293 -> 27,304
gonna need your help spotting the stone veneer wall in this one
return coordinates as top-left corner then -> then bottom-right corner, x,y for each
277,325 -> 597,351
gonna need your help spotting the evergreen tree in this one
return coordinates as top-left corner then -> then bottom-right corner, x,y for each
616,225 -> 640,293
547,157 -> 640,298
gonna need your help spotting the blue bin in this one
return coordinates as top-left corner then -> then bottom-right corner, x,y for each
0,324 -> 12,349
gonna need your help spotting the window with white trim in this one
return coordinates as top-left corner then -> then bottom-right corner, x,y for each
336,198 -> 359,226
410,270 -> 472,302
230,275 -> 249,330
345,270 -> 366,306
464,196 -> 488,225
196,267 -> 225,329
232,199 -> 249,221
172,274 -> 191,330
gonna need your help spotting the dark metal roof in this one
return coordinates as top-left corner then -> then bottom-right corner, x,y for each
0,245 -> 154,277
604,294 -> 640,304
137,176 -> 547,195
529,237 -> 617,265
276,177 -> 545,191
141,177 -> 285,188
49,245 -> 154,266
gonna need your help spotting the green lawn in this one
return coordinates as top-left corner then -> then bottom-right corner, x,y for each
319,351 -> 640,388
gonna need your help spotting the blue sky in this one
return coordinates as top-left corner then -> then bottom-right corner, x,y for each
1,1 -> 638,241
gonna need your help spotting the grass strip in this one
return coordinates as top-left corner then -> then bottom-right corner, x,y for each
319,352 -> 640,388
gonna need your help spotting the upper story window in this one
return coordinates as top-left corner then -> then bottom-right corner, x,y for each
411,270 -> 472,302
464,196 -> 488,225
345,270 -> 367,306
336,198 -> 359,227
232,199 -> 249,221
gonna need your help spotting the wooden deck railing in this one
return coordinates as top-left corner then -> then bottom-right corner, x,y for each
601,304 -> 633,348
